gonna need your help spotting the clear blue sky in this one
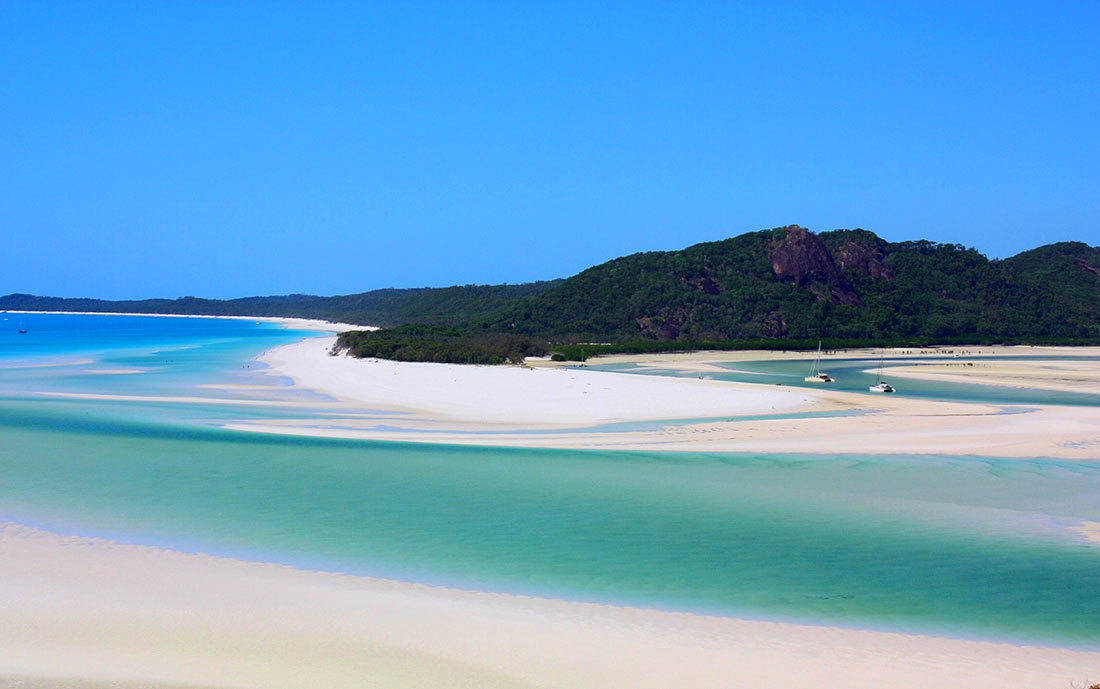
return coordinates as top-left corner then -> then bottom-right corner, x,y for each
2,1 -> 1097,299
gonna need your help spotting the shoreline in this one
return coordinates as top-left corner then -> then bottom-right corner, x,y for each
4,309 -> 369,333
255,337 -> 818,426
3,522 -> 1098,689
879,358 -> 1100,394
242,338 -> 1100,459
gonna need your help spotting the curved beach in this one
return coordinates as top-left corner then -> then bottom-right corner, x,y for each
240,337 -> 1100,459
256,336 -> 817,424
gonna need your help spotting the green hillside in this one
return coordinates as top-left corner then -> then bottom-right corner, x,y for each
490,226 -> 1100,341
5,226 -> 1099,362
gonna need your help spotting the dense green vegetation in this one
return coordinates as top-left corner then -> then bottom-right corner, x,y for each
333,325 -> 549,365
489,227 -> 1100,342
6,225 -> 1099,364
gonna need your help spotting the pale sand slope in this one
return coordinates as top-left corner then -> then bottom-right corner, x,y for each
243,339 -> 1100,459
3,524 -> 1098,689
257,337 -> 816,425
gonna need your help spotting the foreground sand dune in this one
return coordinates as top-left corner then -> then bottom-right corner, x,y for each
3,524 -> 1098,689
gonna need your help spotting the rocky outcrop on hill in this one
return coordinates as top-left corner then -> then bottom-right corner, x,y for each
1076,257 -> 1100,281
825,231 -> 894,280
766,226 -> 861,305
493,225 -> 1100,341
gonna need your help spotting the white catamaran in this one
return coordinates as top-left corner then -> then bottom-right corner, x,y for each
868,351 -> 895,393
804,341 -> 834,383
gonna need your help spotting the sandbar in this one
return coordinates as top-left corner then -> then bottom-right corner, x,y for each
880,358 -> 1100,394
241,338 -> 1100,459
255,337 -> 815,425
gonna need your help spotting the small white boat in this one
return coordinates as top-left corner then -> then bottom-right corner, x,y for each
804,341 -> 834,383
868,351 -> 895,393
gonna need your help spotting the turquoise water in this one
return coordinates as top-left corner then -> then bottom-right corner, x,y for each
0,313 -> 321,399
0,312 -> 311,362
595,355 -> 1100,407
2,314 -> 1099,648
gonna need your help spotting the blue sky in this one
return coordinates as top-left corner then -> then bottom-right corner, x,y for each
2,1 -> 1097,299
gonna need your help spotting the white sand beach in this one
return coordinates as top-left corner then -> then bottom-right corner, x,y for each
240,337 -> 1100,459
3,523 -> 1098,689
255,337 -> 816,425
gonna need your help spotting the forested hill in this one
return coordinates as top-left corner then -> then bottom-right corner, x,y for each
486,226 -> 1100,341
0,281 -> 560,328
5,226 -> 1099,344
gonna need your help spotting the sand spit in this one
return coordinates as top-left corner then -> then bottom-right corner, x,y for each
243,338 -> 1100,459
257,337 -> 817,425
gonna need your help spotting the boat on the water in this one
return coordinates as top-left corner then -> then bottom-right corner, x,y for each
868,351 -> 895,393
804,341 -> 834,383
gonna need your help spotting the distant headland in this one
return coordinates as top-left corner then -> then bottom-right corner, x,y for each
5,225 -> 1099,362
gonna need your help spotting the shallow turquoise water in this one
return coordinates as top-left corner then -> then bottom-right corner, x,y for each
0,312 -> 320,399
0,312 -> 308,361
1,314 -> 1099,647
595,355 -> 1100,407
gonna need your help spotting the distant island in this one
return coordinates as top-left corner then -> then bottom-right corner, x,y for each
6,225 -> 1099,363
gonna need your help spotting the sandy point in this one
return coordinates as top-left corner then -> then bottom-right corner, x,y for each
241,337 -> 1100,459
